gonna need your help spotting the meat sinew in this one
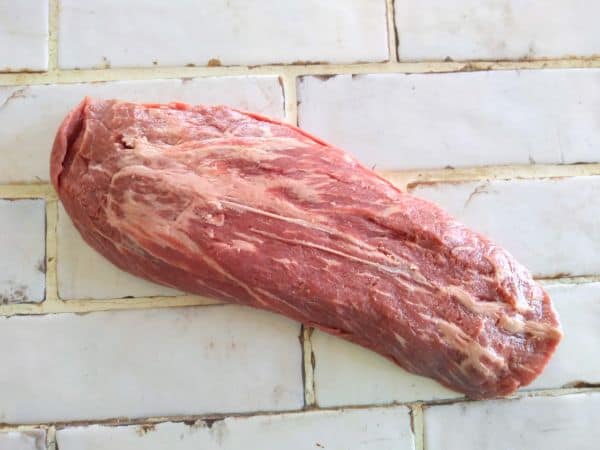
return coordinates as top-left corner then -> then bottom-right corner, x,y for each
51,98 -> 562,399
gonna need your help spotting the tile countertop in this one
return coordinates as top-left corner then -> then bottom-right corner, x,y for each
1,1 -> 599,449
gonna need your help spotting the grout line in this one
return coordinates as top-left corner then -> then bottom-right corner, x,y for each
44,199 -> 59,303
46,425 -> 57,450
0,387 -> 597,431
301,327 -> 317,407
280,73 -> 298,125
0,295 -> 223,318
385,0 -> 399,62
48,0 -> 59,72
410,403 -> 425,450
2,163 -> 600,201
2,58 -> 600,87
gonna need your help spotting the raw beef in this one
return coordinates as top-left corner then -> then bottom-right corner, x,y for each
51,98 -> 562,399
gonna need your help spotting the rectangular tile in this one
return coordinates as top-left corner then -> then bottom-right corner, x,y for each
395,0 -> 600,61
410,177 -> 600,278
58,0 -> 388,69
298,70 -> 600,170
0,306 -> 303,423
424,393 -> 600,450
57,407 -> 414,450
0,0 -> 48,71
0,76 -> 283,183
529,283 -> 600,389
0,430 -> 46,450
57,205 -> 181,300
312,330 -> 461,407
0,199 -> 45,303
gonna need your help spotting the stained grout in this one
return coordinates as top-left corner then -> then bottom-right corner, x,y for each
301,326 -> 317,408
385,0 -> 399,62
0,387 -> 598,432
44,200 -> 59,303
47,0 -> 59,72
409,403 -> 425,450
2,57 -> 600,88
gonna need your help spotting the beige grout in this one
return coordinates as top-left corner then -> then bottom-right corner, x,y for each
410,403 -> 425,450
302,327 -> 317,408
46,425 -> 56,450
280,73 -> 298,125
0,387 -> 597,431
44,199 -> 59,303
47,0 -> 59,72
386,0 -> 399,62
2,57 -> 600,88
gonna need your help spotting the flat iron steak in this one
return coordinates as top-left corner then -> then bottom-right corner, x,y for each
51,98 -> 562,399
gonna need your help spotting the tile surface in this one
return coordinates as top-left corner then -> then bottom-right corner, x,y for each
0,76 -> 283,183
528,283 -> 600,389
0,306 -> 303,423
0,200 -> 45,303
312,330 -> 461,407
0,430 -> 46,450
424,393 -> 600,450
58,0 -> 388,69
395,0 -> 600,61
0,0 -> 48,71
58,205 -> 181,299
410,177 -> 600,278
57,407 -> 414,450
298,70 -> 600,170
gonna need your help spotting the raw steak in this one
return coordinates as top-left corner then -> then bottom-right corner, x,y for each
51,98 -> 562,399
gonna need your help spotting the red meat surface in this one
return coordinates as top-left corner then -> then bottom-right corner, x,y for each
51,98 -> 562,399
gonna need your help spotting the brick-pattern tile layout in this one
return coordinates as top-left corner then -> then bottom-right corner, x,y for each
298,70 -> 600,170
312,330 -> 461,407
0,76 -> 283,183
0,430 -> 46,450
57,205 -> 182,300
410,177 -> 600,278
0,306 -> 303,423
529,283 -> 600,390
395,0 -> 600,61
58,0 -> 388,69
0,199 -> 45,303
0,0 -> 48,71
424,393 -> 600,450
57,407 -> 414,450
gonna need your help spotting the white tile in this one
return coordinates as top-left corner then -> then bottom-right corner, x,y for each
312,330 -> 461,407
396,0 -> 600,61
0,306 -> 303,423
410,177 -> 600,278
0,430 -> 46,450
424,393 -> 600,450
298,70 -> 600,170
58,205 -> 181,299
58,0 -> 388,69
0,76 -> 283,183
57,407 -> 414,450
528,283 -> 600,389
0,200 -> 45,303
0,1 -> 48,71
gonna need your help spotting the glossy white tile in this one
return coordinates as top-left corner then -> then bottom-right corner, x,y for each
0,0 -> 48,71
396,0 -> 600,61
0,199 -> 45,303
298,70 -> 600,170
58,0 -> 388,69
424,393 -> 600,450
0,306 -> 303,423
57,406 -> 413,450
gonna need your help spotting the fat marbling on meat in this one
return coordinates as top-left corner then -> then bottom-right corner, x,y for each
51,98 -> 562,399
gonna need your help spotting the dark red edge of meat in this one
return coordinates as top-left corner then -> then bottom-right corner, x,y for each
50,97 -> 562,399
